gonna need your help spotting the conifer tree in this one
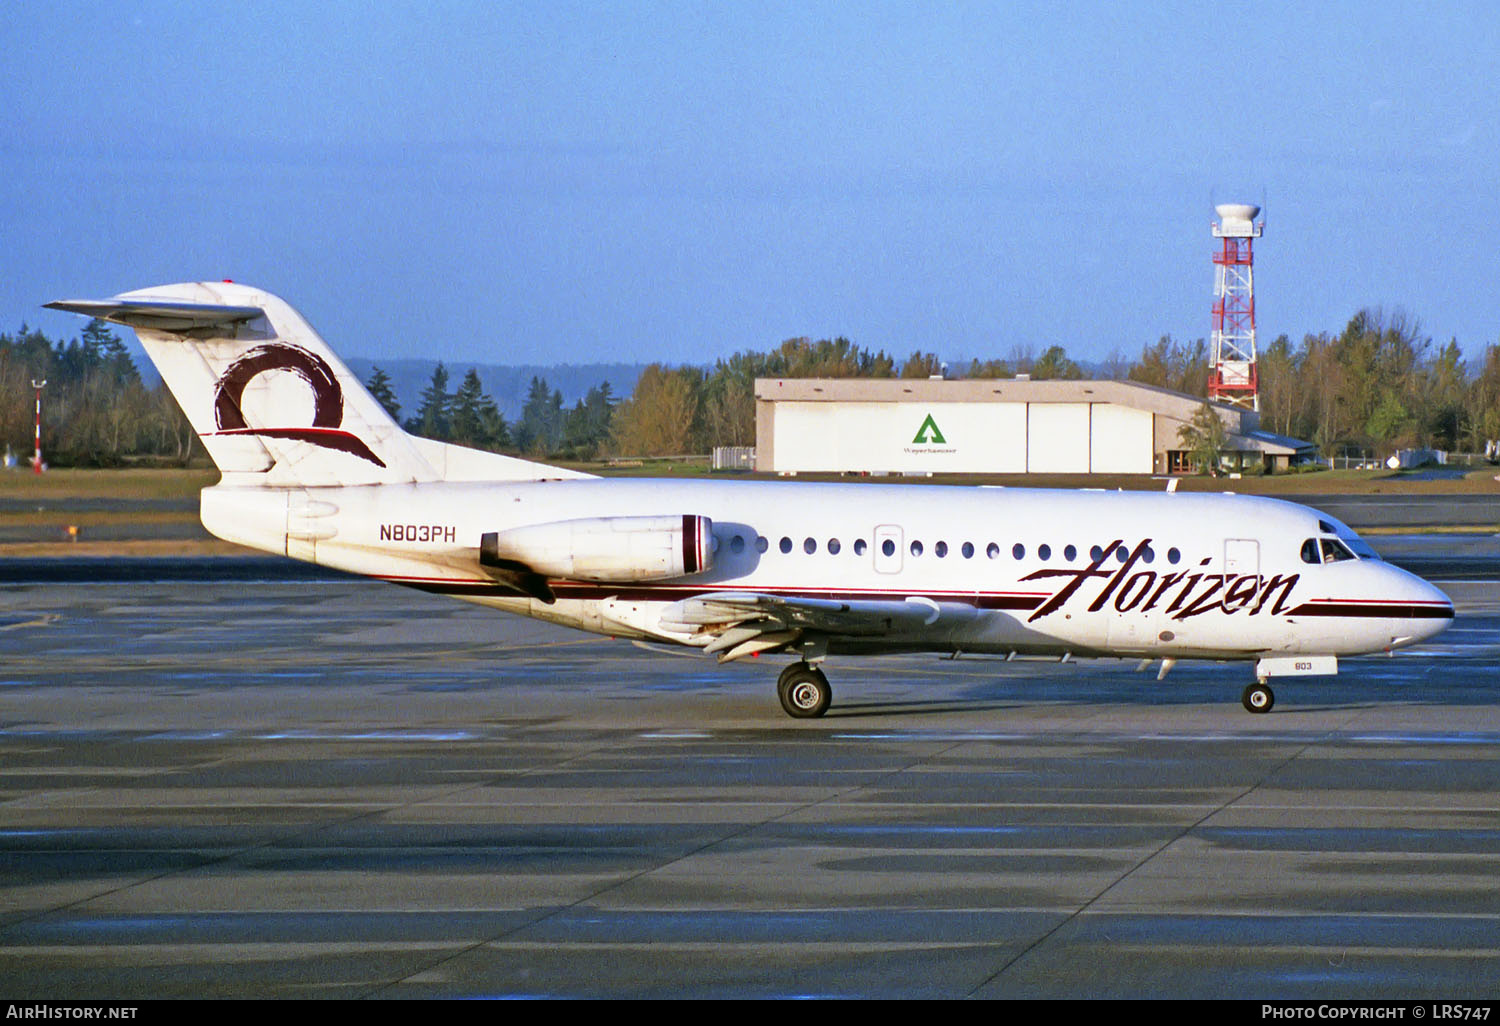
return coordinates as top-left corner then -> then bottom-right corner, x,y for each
365,366 -> 402,422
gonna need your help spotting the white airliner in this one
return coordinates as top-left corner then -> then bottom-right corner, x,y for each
48,282 -> 1454,717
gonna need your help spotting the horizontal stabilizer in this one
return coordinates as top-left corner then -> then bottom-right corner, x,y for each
44,298 -> 264,332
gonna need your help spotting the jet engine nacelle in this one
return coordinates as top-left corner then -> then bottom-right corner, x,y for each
481,514 -> 713,582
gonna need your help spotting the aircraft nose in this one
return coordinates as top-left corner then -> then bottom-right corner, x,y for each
1391,567 -> 1454,647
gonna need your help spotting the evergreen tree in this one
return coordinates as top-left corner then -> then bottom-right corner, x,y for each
406,362 -> 452,440
450,367 -> 508,450
561,382 -> 614,457
1030,345 -> 1083,380
516,375 -> 564,455
365,366 -> 402,422
81,319 -> 138,385
898,351 -> 943,378
962,358 -> 1012,379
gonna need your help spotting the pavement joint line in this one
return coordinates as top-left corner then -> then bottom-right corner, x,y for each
352,726 -> 693,997
372,729 -> 976,998
0,724 -> 619,951
0,721 -> 625,997
964,722 -> 1345,997
0,729 -> 335,937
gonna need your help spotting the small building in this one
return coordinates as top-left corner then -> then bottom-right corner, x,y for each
754,377 -> 1315,475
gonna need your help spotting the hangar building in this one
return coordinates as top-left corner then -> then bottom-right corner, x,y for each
754,377 -> 1315,476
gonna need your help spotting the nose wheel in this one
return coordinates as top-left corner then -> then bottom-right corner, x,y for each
1242,681 -> 1275,714
777,662 -> 832,718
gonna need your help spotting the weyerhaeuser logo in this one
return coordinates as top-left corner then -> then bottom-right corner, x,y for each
904,412 -> 956,455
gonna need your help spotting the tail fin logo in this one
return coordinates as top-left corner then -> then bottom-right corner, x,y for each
211,343 -> 387,467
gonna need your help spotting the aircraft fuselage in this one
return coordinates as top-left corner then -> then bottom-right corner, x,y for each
202,477 -> 1452,665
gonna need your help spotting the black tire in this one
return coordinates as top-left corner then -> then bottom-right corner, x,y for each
776,661 -> 803,700
1242,682 -> 1274,714
779,665 -> 832,719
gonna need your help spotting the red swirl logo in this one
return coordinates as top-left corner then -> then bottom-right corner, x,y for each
211,343 -> 386,467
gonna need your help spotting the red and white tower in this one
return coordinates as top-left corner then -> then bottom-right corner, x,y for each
1209,203 -> 1264,410
29,379 -> 46,474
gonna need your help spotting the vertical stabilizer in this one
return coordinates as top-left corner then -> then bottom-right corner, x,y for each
46,282 -> 591,487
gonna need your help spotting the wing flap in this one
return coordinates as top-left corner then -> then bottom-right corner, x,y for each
663,592 -> 976,662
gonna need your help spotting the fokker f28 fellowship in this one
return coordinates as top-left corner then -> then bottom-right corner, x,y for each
48,283 -> 1455,717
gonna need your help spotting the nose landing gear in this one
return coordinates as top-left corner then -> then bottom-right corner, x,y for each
1242,681 -> 1274,714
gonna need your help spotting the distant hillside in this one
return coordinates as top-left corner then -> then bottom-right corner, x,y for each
344,359 -> 646,421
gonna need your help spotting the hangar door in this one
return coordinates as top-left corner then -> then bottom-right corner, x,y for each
1026,404 -> 1091,473
1089,404 -> 1153,474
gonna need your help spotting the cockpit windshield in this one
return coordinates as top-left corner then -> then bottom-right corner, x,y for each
1301,537 -> 1357,564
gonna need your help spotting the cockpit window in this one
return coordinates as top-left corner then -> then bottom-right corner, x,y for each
1302,537 -> 1362,561
1320,538 -> 1356,563
1318,519 -> 1337,534
1303,536 -> 1364,564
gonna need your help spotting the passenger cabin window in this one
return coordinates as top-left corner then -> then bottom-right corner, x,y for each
854,539 -> 868,556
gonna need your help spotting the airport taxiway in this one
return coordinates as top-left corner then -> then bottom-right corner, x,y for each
0,565 -> 1497,998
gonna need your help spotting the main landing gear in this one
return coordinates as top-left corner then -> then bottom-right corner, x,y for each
777,661 -> 832,719
1242,681 -> 1274,714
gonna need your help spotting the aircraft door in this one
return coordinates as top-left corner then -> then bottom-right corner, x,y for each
1225,538 -> 1260,577
873,524 -> 903,574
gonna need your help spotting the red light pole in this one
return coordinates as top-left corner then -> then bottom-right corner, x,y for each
30,379 -> 46,474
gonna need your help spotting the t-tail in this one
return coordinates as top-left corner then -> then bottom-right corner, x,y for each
46,282 -> 587,489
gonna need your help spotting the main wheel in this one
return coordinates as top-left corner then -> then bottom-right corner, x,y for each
776,661 -> 803,700
1242,681 -> 1274,714
778,665 -> 832,719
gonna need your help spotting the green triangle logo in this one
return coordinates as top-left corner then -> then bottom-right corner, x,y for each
912,413 -> 946,445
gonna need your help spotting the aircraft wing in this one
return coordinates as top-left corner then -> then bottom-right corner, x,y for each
660,591 -> 975,662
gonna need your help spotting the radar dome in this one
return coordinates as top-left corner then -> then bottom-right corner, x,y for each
1215,203 -> 1261,222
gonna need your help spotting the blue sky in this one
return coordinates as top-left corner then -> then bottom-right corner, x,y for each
4,1 -> 1498,368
